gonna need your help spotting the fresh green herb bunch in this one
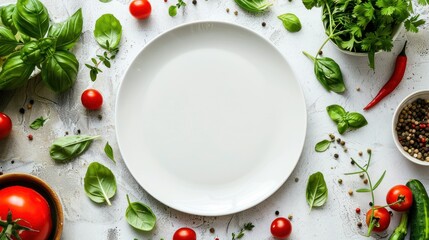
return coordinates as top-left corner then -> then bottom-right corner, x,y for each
303,0 -> 427,69
0,0 -> 83,92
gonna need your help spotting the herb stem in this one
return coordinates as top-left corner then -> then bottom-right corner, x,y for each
302,51 -> 315,61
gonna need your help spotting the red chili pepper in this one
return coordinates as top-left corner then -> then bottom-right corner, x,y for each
363,42 -> 408,110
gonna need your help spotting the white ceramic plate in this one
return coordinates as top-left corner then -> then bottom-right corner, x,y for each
116,21 -> 307,216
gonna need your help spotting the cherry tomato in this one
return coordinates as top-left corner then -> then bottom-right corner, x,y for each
366,207 -> 391,232
0,186 -> 52,240
386,185 -> 413,212
129,0 -> 152,19
81,89 -> 103,110
0,112 -> 12,140
173,227 -> 197,240
271,217 -> 292,239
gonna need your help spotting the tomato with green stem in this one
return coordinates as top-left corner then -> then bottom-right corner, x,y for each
0,112 -> 12,140
386,185 -> 413,212
0,186 -> 52,240
173,227 -> 196,240
271,217 -> 292,239
129,0 -> 152,19
366,207 -> 391,232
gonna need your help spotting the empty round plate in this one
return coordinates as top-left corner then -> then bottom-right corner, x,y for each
116,21 -> 307,216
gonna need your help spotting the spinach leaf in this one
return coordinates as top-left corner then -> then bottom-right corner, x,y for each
306,172 -> 328,210
84,162 -> 117,205
48,9 -> 83,50
94,14 -> 122,50
50,135 -> 99,162
13,0 -> 50,39
315,140 -> 331,152
30,116 -> 48,130
1,4 -> 18,34
234,0 -> 272,13
326,104 -> 346,123
41,50 -> 79,93
0,53 -> 35,90
125,194 -> 156,231
278,13 -> 302,32
0,26 -> 19,57
104,142 -> 115,163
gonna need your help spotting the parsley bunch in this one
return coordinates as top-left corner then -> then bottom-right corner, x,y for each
303,0 -> 427,69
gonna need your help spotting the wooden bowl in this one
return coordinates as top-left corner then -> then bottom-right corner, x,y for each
0,173 -> 64,239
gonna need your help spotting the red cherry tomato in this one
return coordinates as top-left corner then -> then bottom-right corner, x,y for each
0,186 -> 52,240
81,89 -> 103,110
366,207 -> 391,232
0,112 -> 12,140
271,217 -> 292,239
173,227 -> 197,240
386,185 -> 413,212
129,0 -> 152,19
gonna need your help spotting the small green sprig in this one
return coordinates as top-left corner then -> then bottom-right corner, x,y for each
231,222 -> 254,240
85,41 -> 119,81
169,0 -> 186,17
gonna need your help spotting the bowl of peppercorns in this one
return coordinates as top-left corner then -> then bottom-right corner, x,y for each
393,90 -> 429,166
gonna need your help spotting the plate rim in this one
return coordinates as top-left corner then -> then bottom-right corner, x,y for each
115,20 -> 308,216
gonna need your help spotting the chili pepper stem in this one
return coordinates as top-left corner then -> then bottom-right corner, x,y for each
399,41 -> 407,56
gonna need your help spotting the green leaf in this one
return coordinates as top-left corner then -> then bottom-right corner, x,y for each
13,0 -> 50,39
41,50 -> 79,93
302,0 -> 322,9
353,2 -> 374,27
356,188 -> 371,192
404,15 -> 425,33
125,194 -> 156,231
1,4 -> 18,34
346,112 -> 368,128
84,162 -> 117,205
234,0 -> 272,13
48,9 -> 83,50
372,170 -> 386,190
99,0 -> 112,2
344,170 -> 365,175
306,172 -> 328,210
0,53 -> 35,90
49,135 -> 99,162
29,116 -> 48,130
104,142 -> 115,163
90,69 -> 98,81
168,5 -> 177,17
418,0 -> 429,5
94,14 -> 122,50
20,38 -> 56,64
278,13 -> 302,32
326,104 -> 346,123
0,26 -> 19,57
315,140 -> 331,152
337,120 -> 348,134
314,57 -> 345,93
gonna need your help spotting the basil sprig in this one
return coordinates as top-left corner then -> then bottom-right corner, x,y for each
234,0 -> 272,13
29,116 -> 48,130
327,105 -> 368,134
125,195 -> 156,231
49,135 -> 99,162
84,162 -> 117,205
278,13 -> 302,32
306,172 -> 328,210
0,0 -> 83,93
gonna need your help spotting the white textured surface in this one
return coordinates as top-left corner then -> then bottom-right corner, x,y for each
0,0 -> 429,239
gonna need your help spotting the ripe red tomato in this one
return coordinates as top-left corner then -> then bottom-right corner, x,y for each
271,217 -> 292,239
386,185 -> 413,212
173,227 -> 196,240
81,89 -> 103,110
366,207 -> 391,232
0,186 -> 52,240
129,0 -> 152,19
0,112 -> 12,140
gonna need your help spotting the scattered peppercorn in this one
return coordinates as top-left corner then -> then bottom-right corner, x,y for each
77,129 -> 81,134
343,148 -> 348,153
11,160 -> 15,164
358,151 -> 363,156
294,177 -> 299,182
369,202 -> 373,206
351,160 -> 355,165
19,108 -> 25,114
340,140 -> 345,146
338,179 -> 343,184
356,208 -> 361,214
275,210 -> 279,216
357,222 -> 362,228
234,10 -> 238,16
336,138 -> 341,143
334,153 -> 339,159
356,87 -> 361,92
215,238 -> 219,240
329,134 -> 335,140
359,173 -> 364,178
363,179 -> 368,184
192,0 -> 197,4
348,189 -> 353,196
318,50 -> 323,55
262,22 -> 266,27
29,99 -> 34,105
65,131 -> 69,135
27,134 -> 33,141
288,214 -> 293,220
27,104 -> 32,110
209,228 -> 215,233
164,0 -> 167,2
98,114 -> 103,120
226,8 -> 230,13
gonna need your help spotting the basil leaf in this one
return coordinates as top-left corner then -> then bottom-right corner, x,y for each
0,26 -> 19,57
49,135 -> 99,162
346,112 -> 368,128
326,104 -> 346,123
13,0 -> 49,39
99,0 -> 112,2
0,53 -> 35,90
1,4 -> 18,34
234,0 -> 272,13
21,38 -> 55,64
104,142 -> 115,163
302,0 -> 323,9
125,194 -> 156,231
30,116 -> 48,130
306,172 -> 328,210
278,13 -> 302,32
337,120 -> 348,134
84,162 -> 117,205
94,14 -> 122,50
315,140 -> 331,152
168,5 -> 177,17
41,50 -> 79,93
48,9 -> 83,50
314,57 -> 345,93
